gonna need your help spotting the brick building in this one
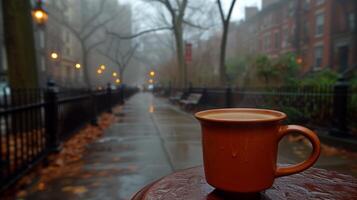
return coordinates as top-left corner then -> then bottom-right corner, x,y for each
236,0 -> 356,73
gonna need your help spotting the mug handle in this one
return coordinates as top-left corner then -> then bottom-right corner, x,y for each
275,125 -> 321,177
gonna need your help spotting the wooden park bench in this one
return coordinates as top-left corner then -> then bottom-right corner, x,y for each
179,93 -> 202,110
169,92 -> 184,103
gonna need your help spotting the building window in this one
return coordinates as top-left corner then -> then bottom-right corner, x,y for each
349,13 -> 356,31
315,13 -> 324,36
314,46 -> 323,69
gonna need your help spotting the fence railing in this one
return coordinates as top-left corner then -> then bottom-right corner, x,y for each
0,85 -> 138,192
159,81 -> 356,137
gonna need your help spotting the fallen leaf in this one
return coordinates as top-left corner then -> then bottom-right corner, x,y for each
62,186 -> 74,192
37,182 -> 46,191
16,190 -> 27,198
72,186 -> 88,195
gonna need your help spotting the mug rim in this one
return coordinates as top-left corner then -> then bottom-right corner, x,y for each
195,108 -> 287,123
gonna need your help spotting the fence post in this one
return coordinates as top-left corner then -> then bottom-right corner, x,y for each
91,90 -> 98,125
45,81 -> 61,152
226,87 -> 232,108
330,77 -> 350,137
107,83 -> 112,113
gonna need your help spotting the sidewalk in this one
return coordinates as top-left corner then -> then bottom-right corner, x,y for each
26,92 -> 357,200
27,92 -> 202,200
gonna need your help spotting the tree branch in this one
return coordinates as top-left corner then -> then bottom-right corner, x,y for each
123,43 -> 139,67
82,14 -> 118,41
183,19 -> 209,30
226,0 -> 237,23
217,0 -> 225,22
106,27 -> 172,40
87,38 -> 107,52
48,11 -> 81,41
80,0 -> 107,33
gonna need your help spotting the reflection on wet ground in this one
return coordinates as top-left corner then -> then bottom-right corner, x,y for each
26,92 -> 357,200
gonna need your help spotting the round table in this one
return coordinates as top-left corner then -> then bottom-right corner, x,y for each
131,166 -> 357,200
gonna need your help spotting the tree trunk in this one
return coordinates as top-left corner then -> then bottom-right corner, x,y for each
174,27 -> 185,89
219,23 -> 229,86
119,68 -> 124,84
2,0 -> 39,88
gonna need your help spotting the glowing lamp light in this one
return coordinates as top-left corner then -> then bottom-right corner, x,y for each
75,63 -> 81,69
112,72 -> 118,77
50,52 -> 59,60
150,71 -> 155,77
97,69 -> 103,74
32,1 -> 48,25
100,65 -> 106,70
115,79 -> 121,84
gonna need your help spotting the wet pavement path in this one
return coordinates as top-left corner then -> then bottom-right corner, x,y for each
26,92 -> 357,200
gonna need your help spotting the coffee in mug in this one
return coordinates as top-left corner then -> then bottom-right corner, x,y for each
195,108 -> 320,193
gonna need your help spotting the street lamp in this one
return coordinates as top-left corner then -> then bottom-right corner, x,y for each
32,0 -> 48,26
75,63 -> 81,69
97,69 -> 103,74
50,52 -> 59,60
100,64 -> 106,70
112,72 -> 118,77
149,70 -> 155,77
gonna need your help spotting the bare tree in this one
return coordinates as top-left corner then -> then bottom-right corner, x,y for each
98,37 -> 139,83
108,0 -> 188,88
107,0 -> 216,88
217,0 -> 237,85
48,0 -> 117,88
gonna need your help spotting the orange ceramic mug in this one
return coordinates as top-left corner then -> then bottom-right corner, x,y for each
195,108 -> 321,193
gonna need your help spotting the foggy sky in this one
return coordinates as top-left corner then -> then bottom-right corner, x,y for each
221,0 -> 262,21
120,0 -> 262,21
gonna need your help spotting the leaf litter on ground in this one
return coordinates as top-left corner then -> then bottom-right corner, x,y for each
12,108 -> 120,198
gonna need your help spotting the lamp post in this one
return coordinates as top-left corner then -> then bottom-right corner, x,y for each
32,0 -> 49,87
32,0 -> 48,26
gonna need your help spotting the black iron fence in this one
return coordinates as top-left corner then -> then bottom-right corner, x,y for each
161,80 -> 356,137
0,86 -> 138,192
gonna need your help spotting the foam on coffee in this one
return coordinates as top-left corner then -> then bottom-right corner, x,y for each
203,112 -> 276,121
